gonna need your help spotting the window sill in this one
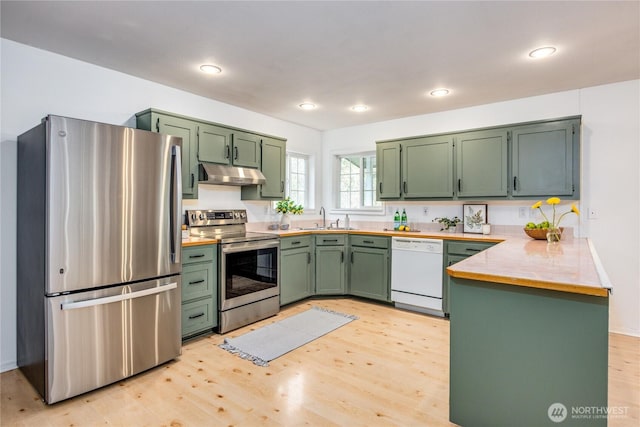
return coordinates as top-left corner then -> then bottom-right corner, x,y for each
329,208 -> 385,216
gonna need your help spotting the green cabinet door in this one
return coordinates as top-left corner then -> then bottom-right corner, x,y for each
280,245 -> 314,305
402,135 -> 454,198
241,137 -> 286,200
260,137 -> 285,198
455,129 -> 508,197
315,246 -> 346,294
232,131 -> 260,168
136,111 -> 198,199
349,247 -> 389,301
376,141 -> 401,199
511,120 -> 577,197
198,123 -> 232,165
181,244 -> 218,338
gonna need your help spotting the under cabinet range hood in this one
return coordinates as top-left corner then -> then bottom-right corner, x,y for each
198,163 -> 266,186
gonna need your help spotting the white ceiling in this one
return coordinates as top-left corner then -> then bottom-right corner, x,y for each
2,1 -> 639,130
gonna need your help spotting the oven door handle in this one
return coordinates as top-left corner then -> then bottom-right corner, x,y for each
221,240 -> 280,253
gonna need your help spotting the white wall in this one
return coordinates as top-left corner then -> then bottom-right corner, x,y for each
0,39 -> 322,371
322,81 -> 640,337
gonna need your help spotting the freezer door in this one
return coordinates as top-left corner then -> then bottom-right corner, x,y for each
46,116 -> 182,294
45,276 -> 181,404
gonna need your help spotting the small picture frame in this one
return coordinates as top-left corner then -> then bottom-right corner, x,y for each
463,204 -> 488,234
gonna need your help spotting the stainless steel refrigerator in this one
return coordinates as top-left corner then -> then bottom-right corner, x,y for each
17,115 -> 183,404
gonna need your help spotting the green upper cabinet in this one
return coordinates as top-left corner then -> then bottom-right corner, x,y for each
376,141 -> 401,199
136,110 -> 198,199
455,129 -> 508,198
231,131 -> 260,168
511,119 -> 578,198
241,137 -> 286,200
402,135 -> 454,198
375,116 -> 580,201
198,123 -> 232,164
137,109 -> 287,201
199,125 -> 259,169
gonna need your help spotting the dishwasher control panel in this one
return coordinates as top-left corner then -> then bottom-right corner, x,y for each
391,237 -> 442,253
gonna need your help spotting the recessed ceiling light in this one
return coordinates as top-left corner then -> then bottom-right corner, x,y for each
528,46 -> 557,59
299,102 -> 317,110
430,88 -> 450,97
351,104 -> 368,112
199,64 -> 222,74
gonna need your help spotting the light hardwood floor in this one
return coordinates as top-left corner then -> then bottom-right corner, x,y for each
1,298 -> 638,426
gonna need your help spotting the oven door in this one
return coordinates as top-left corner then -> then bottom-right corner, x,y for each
220,239 -> 280,311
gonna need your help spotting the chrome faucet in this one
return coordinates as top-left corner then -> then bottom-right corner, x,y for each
319,207 -> 326,229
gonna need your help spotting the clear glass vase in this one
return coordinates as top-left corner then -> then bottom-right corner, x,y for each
546,228 -> 562,243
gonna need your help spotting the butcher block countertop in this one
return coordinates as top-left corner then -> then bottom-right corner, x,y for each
182,227 -> 611,297
182,236 -> 218,247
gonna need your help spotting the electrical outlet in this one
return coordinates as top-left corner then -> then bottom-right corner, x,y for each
423,207 -> 429,216
518,207 -> 527,218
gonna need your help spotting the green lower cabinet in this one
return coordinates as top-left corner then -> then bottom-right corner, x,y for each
181,245 -> 218,339
280,237 -> 314,305
449,277 -> 608,427
315,237 -> 346,295
443,240 -> 496,315
348,247 -> 389,301
348,235 -> 390,301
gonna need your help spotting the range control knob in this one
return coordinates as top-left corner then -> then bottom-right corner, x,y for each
190,213 -> 197,222
240,211 -> 246,218
234,211 -> 240,219
199,213 -> 205,221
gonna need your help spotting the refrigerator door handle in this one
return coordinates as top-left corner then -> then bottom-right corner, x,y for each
170,145 -> 182,264
61,282 -> 178,311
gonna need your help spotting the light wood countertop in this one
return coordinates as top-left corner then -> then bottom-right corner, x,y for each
182,227 -> 610,297
446,236 -> 611,297
182,236 -> 218,247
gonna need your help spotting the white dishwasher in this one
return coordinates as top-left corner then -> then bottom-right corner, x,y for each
391,237 -> 444,317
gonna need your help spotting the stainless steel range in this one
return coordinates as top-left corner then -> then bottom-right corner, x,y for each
186,209 -> 280,333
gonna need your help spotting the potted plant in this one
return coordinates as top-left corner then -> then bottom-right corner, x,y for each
275,197 -> 304,229
433,216 -> 461,232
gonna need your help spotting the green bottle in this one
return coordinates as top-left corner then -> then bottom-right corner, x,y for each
401,209 -> 408,227
393,210 -> 400,230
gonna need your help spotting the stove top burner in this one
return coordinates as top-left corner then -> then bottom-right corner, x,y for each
186,209 -> 278,243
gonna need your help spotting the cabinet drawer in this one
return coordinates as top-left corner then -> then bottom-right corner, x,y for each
315,234 -> 346,246
182,245 -> 216,265
350,235 -> 389,249
182,263 -> 214,302
447,240 -> 495,256
182,298 -> 215,337
281,235 -> 313,250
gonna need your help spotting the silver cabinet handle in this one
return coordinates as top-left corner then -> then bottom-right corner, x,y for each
61,282 -> 178,310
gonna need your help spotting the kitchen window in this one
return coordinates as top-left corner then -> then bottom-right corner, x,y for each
336,153 -> 381,211
286,153 -> 309,207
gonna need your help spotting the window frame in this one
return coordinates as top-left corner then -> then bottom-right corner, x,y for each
333,151 -> 383,214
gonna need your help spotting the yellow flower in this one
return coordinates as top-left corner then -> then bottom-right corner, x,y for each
571,204 -> 580,215
547,197 -> 561,205
531,201 -> 542,209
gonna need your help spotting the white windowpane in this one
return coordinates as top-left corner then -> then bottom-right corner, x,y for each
336,153 -> 379,211
286,153 -> 308,208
